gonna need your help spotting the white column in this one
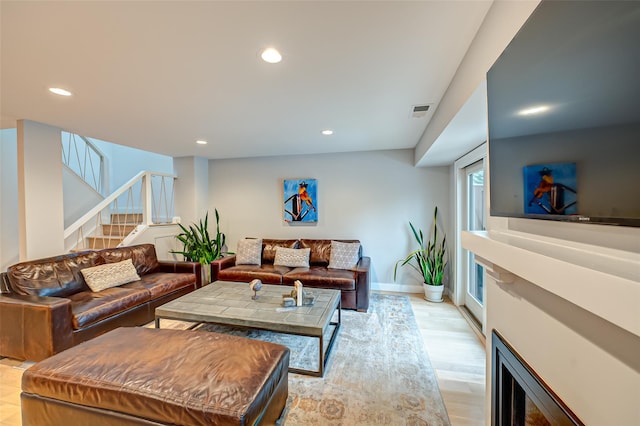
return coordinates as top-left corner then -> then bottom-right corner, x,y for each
173,156 -> 209,226
17,120 -> 65,260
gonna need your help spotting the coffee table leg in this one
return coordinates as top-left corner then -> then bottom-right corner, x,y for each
319,298 -> 342,377
289,299 -> 341,377
155,317 -> 160,328
319,334 -> 324,377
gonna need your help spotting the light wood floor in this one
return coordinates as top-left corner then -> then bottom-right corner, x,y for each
406,293 -> 486,425
0,292 -> 486,425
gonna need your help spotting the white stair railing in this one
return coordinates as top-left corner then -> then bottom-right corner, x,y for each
64,171 -> 176,251
61,132 -> 106,195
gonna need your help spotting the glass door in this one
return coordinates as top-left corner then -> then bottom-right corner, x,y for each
464,160 -> 485,324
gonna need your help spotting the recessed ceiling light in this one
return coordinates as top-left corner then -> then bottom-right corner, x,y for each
517,105 -> 550,116
321,129 -> 334,136
261,48 -> 282,64
196,140 -> 207,145
49,87 -> 72,96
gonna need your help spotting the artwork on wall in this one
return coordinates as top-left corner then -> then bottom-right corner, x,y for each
524,162 -> 577,215
284,178 -> 317,223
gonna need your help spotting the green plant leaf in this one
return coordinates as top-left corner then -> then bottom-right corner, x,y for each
394,206 -> 447,286
169,209 -> 231,263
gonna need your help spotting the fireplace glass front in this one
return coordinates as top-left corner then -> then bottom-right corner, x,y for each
491,331 -> 583,426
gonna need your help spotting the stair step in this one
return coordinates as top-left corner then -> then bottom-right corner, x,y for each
86,236 -> 123,250
101,224 -> 137,236
110,213 -> 143,224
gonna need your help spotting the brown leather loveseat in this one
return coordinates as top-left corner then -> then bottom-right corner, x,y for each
212,239 -> 370,312
0,243 -> 201,361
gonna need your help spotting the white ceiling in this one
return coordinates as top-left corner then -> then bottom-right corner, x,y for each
1,1 -> 492,162
417,80 -> 487,167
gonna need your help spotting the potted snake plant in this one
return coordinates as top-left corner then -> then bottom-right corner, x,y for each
171,209 -> 230,284
394,206 -> 448,302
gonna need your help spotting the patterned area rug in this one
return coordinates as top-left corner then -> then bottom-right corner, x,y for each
198,293 -> 450,425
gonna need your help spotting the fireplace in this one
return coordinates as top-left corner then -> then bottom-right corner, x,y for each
491,331 -> 583,426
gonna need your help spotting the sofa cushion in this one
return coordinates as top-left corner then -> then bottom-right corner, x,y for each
68,287 -> 151,330
101,244 -> 159,275
300,239 -> 360,266
273,247 -> 310,268
262,239 -> 299,264
298,239 -> 332,265
328,240 -> 361,270
6,251 -> 103,297
218,265 -> 291,284
235,238 -> 262,265
283,266 -> 356,291
121,272 -> 196,299
81,259 -> 141,292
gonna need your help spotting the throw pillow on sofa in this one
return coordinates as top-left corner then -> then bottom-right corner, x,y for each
81,259 -> 141,292
273,247 -> 311,268
236,238 -> 262,265
328,240 -> 361,270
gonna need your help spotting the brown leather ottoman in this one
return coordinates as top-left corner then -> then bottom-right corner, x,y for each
21,327 -> 290,426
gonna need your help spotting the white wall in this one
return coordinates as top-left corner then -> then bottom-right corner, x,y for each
1,129 -> 19,271
90,138 -> 173,193
62,168 -> 104,228
17,120 -> 65,260
209,149 -> 450,291
485,256 -> 639,425
174,156 -> 209,226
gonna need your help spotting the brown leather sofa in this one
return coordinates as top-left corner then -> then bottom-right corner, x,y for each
212,239 -> 370,312
0,244 -> 201,361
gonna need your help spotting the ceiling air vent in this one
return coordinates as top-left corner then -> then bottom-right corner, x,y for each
411,104 -> 431,118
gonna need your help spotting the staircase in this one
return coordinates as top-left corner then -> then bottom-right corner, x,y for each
85,213 -> 142,249
64,171 -> 176,253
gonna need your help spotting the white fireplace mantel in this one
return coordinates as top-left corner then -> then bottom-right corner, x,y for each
462,230 -> 640,338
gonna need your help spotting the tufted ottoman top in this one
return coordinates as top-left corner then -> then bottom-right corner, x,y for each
21,327 -> 290,426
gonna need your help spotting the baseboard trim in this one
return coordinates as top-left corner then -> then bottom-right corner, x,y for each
457,305 -> 486,345
372,282 -> 423,294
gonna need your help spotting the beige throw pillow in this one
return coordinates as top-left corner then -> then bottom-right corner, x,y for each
236,238 -> 263,265
81,259 -> 141,292
273,247 -> 310,268
328,241 -> 361,270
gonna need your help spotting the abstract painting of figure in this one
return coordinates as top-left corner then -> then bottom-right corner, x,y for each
524,163 -> 577,215
284,178 -> 317,223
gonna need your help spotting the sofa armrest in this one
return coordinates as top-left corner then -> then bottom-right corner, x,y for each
156,261 -> 202,288
0,294 -> 73,361
210,256 -> 237,282
354,256 -> 371,312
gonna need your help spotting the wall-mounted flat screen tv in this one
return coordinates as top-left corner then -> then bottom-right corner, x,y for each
487,0 -> 640,227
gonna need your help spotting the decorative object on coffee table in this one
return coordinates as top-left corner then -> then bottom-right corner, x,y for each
294,280 -> 303,306
282,297 -> 296,307
283,288 -> 316,306
249,279 -> 262,300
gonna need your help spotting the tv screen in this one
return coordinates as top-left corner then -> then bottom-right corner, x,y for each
487,0 -> 640,227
